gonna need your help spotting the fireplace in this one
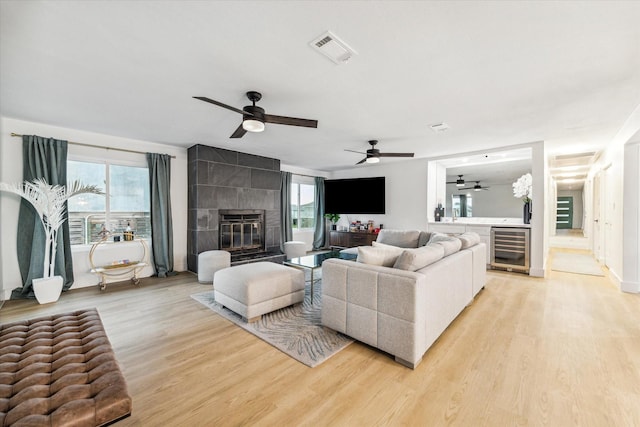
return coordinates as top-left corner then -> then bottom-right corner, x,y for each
219,210 -> 266,255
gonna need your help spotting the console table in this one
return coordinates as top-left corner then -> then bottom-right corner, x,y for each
329,230 -> 377,249
89,237 -> 149,290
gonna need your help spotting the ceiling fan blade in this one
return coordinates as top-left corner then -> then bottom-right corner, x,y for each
230,123 -> 247,139
264,114 -> 318,128
356,158 -> 367,165
345,149 -> 367,154
193,96 -> 251,116
378,153 -> 415,158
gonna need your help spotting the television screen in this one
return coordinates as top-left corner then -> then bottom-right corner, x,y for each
324,177 -> 385,214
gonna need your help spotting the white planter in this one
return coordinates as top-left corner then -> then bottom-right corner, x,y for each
32,275 -> 64,304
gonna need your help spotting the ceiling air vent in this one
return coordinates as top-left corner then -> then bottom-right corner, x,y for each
430,123 -> 450,133
309,31 -> 357,64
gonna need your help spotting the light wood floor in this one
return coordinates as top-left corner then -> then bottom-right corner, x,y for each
2,248 -> 639,426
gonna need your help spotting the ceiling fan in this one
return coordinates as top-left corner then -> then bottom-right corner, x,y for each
345,140 -> 414,165
459,181 -> 490,191
193,91 -> 318,139
447,175 -> 466,187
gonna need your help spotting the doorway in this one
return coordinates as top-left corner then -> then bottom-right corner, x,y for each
556,196 -> 573,229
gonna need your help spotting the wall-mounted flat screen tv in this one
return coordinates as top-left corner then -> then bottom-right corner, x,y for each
324,177 -> 385,214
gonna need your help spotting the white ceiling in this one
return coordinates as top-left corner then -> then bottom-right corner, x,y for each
1,1 -> 639,172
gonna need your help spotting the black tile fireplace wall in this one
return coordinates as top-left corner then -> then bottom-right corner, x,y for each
187,144 -> 281,272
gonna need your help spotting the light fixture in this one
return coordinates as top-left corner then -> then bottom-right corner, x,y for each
242,118 -> 265,133
474,183 -> 482,191
456,175 -> 464,187
366,156 -> 380,164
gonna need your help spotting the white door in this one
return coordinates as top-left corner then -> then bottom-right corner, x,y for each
603,165 -> 614,267
592,172 -> 602,261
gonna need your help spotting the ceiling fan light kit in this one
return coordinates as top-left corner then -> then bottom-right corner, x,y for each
346,140 -> 414,165
194,91 -> 317,138
242,119 -> 265,132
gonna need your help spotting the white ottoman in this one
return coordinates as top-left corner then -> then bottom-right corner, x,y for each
214,262 -> 305,322
284,241 -> 306,259
198,250 -> 231,284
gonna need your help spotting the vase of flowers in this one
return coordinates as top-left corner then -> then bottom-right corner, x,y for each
512,173 -> 532,224
0,178 -> 103,303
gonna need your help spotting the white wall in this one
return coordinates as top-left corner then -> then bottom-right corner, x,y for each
0,117 -> 188,299
329,158 -> 429,231
622,140 -> 640,293
589,103 -> 640,289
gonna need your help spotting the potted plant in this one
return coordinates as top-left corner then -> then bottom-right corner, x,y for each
0,178 -> 103,303
324,213 -> 341,230
512,173 -> 532,224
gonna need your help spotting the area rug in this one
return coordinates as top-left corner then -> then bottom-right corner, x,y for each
550,252 -> 605,276
191,276 -> 353,368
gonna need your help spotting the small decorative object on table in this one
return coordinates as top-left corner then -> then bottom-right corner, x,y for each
512,173 -> 532,224
324,213 -> 341,230
434,203 -> 444,221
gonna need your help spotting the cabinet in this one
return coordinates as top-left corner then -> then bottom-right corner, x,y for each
329,231 -> 377,249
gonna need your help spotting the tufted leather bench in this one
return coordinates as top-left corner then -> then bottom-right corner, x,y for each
0,308 -> 132,426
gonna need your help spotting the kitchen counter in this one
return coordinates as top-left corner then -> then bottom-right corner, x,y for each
429,218 -> 531,228
427,219 -> 531,266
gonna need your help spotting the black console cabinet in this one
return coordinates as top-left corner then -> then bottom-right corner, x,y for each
329,231 -> 377,249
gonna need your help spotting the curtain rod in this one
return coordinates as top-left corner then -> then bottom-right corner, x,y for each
10,132 -> 176,159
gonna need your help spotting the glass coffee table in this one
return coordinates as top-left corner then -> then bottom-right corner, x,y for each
284,250 -> 357,303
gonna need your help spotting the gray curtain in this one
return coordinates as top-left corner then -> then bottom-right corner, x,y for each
312,176 -> 325,250
279,171 -> 293,252
146,153 -> 175,277
13,135 -> 72,299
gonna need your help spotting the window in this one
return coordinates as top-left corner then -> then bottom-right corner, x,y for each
67,160 -> 150,244
452,194 -> 472,218
290,177 -> 315,230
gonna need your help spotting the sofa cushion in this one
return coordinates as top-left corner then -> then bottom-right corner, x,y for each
457,232 -> 481,249
428,232 -> 462,256
357,245 -> 404,267
393,243 -> 445,271
376,229 -> 421,248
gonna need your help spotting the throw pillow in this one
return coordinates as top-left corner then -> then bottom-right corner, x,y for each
428,232 -> 462,256
457,232 -> 480,249
373,241 -> 399,249
393,244 -> 445,271
376,229 -> 421,248
418,231 -> 432,247
357,245 -> 404,267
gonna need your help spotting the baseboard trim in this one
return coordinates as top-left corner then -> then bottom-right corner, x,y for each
621,280 -> 640,293
529,267 -> 545,278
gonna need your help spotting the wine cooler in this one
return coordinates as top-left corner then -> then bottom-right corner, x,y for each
490,227 -> 530,273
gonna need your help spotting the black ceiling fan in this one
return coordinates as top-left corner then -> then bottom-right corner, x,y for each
447,175 -> 466,187
345,140 -> 414,165
459,181 -> 490,191
193,91 -> 318,139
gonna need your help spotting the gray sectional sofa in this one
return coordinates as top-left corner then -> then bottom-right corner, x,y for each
321,229 -> 486,369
